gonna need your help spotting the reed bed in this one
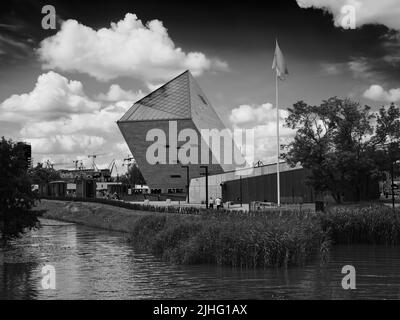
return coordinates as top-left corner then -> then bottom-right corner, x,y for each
130,205 -> 400,267
41,198 -> 400,268
319,205 -> 400,245
130,213 -> 328,268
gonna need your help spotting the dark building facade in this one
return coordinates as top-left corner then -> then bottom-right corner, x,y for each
222,168 -> 315,204
221,167 -> 380,204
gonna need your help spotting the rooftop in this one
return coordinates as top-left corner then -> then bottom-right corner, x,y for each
118,70 -> 212,122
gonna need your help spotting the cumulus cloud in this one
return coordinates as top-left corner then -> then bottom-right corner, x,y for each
230,103 -> 289,128
116,142 -> 132,155
320,62 -> 344,75
96,84 -> 144,102
296,0 -> 400,30
229,103 -> 295,164
38,13 -> 228,82
20,105 -> 123,138
27,135 -> 106,154
363,84 -> 400,102
0,72 -> 134,172
0,71 -> 100,122
320,56 -> 392,81
348,57 -> 372,77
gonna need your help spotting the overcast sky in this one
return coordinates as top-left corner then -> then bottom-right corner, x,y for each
1,0 -> 399,173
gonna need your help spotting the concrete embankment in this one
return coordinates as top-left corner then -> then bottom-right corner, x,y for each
36,199 -> 164,233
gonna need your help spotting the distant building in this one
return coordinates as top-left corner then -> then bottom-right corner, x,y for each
118,70 -> 241,194
189,162 -> 314,204
58,168 -> 113,182
190,160 -> 380,205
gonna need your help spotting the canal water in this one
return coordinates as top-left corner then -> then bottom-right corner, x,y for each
1,218 -> 400,300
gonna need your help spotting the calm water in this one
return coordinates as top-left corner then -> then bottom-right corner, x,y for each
1,218 -> 400,300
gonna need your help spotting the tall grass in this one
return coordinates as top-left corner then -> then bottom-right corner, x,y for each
42,198 -> 400,267
131,213 -> 328,268
319,205 -> 400,245
130,205 -> 400,268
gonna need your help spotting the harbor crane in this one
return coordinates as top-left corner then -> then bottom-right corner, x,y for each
72,160 -> 84,170
44,160 -> 72,170
105,159 -> 120,181
87,153 -> 107,171
108,159 -> 117,175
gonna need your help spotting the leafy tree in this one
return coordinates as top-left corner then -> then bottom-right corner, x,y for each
283,97 -> 383,203
0,137 -> 42,242
373,103 -> 400,176
28,162 -> 61,184
120,164 -> 146,186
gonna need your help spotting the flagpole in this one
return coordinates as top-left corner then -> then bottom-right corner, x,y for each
276,69 -> 281,207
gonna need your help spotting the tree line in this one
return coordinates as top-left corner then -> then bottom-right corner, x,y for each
283,97 -> 400,203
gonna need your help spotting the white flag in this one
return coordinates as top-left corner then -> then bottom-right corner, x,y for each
272,40 -> 289,80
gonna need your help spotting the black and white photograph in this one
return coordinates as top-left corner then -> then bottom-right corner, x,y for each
1,0 -> 400,305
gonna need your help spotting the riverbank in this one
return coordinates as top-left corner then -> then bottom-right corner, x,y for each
36,199 -> 187,233
36,200 -> 400,268
36,200 -> 327,268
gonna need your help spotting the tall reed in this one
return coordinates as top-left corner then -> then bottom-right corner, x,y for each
319,205 -> 400,245
131,213 -> 328,268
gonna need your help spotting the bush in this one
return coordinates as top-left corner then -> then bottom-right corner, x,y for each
0,137 -> 42,241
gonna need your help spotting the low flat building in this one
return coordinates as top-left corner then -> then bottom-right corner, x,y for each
189,162 -> 311,204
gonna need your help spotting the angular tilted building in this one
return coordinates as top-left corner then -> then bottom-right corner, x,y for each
117,70 -> 239,194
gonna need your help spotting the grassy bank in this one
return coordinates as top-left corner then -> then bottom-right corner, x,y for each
36,200 -> 400,268
37,200 -> 328,267
35,199 -> 181,233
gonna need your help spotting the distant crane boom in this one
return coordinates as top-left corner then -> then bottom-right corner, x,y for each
88,153 -> 107,171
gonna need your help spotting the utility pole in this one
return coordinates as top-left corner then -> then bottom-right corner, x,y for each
200,166 -> 209,209
181,165 -> 190,203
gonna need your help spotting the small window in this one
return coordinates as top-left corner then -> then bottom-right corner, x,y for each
170,175 -> 181,178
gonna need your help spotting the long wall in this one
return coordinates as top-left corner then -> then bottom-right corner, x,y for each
188,162 -> 302,204
222,168 -> 315,204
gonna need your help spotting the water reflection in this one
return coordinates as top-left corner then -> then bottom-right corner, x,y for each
1,218 -> 400,299
0,262 -> 38,299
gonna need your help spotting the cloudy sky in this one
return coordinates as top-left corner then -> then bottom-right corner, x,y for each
1,0 -> 399,173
